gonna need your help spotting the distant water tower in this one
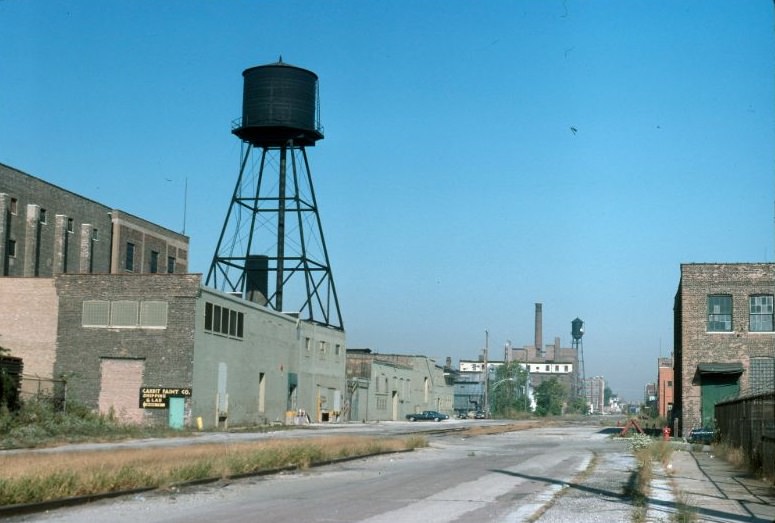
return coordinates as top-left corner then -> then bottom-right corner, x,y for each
572,318 -> 585,401
206,59 -> 343,329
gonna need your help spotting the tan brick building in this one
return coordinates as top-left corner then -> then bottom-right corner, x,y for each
673,263 -> 775,436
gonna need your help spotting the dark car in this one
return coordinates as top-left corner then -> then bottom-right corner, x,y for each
688,427 -> 716,444
473,411 -> 486,419
406,410 -> 449,422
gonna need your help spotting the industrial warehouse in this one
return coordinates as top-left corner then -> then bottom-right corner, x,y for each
3,59 -> 763,438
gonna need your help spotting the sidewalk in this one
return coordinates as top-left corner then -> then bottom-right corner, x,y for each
648,445 -> 775,522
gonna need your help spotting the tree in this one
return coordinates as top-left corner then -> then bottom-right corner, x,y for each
534,377 -> 566,416
566,396 -> 588,415
604,386 -> 613,405
489,361 -> 529,416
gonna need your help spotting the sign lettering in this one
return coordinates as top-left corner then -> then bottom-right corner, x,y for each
139,387 -> 192,409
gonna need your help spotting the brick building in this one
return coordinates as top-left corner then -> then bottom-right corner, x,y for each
673,263 -> 775,436
657,356 -> 674,419
0,272 -> 346,427
0,162 -> 188,277
506,304 -> 581,403
0,163 -> 345,428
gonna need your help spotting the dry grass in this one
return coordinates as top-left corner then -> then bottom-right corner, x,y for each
0,435 -> 426,506
711,442 -> 746,468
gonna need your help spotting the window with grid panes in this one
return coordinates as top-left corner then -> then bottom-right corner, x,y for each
707,295 -> 732,332
749,295 -> 774,332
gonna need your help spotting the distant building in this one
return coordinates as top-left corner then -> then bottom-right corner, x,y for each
673,263 -> 775,436
585,376 -> 605,414
506,304 -> 580,400
645,382 -> 657,414
345,349 -> 454,421
456,358 -> 505,414
657,356 -> 674,419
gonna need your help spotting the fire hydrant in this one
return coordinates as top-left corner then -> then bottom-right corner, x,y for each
662,426 -> 671,441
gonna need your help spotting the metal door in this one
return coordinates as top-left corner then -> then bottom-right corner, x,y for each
168,396 -> 185,429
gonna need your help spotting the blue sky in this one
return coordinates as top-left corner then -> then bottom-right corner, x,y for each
1,1 -> 772,402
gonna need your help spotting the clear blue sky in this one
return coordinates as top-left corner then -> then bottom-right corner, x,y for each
2,1 -> 773,402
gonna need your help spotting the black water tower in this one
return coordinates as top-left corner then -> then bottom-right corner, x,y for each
207,59 -> 342,329
232,61 -> 323,147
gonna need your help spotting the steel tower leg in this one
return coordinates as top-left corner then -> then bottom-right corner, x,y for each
206,141 -> 343,329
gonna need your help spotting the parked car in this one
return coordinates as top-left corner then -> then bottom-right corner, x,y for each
406,410 -> 449,422
473,410 -> 486,419
688,427 -> 716,444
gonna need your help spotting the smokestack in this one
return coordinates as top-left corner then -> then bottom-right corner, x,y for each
535,303 -> 543,354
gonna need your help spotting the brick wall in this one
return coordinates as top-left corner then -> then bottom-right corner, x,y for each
0,163 -> 189,278
53,273 -> 200,416
0,163 -> 113,276
675,263 -> 775,435
0,278 -> 59,378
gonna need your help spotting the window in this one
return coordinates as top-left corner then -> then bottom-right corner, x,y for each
749,295 -> 774,332
204,302 -> 213,330
167,256 -> 176,273
335,344 -> 341,356
83,300 -> 167,328
750,358 -> 774,394
203,301 -> 244,339
67,218 -> 74,233
126,242 -> 135,271
92,228 -> 99,241
707,295 -> 732,332
83,301 -> 110,326
305,337 -> 311,352
9,198 -> 17,215
7,239 -> 15,257
140,301 -> 168,327
229,310 -> 238,336
111,300 -> 139,326
150,251 -> 159,273
39,208 -> 47,224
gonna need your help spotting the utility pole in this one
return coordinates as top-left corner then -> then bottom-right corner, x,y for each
483,329 -> 489,415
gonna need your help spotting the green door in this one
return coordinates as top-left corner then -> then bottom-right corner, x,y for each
168,396 -> 185,429
700,374 -> 739,428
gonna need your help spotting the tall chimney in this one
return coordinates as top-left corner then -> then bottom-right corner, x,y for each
535,303 -> 543,354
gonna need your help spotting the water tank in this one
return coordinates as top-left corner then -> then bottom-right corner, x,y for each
232,60 -> 323,147
245,255 -> 269,306
571,318 -> 585,340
